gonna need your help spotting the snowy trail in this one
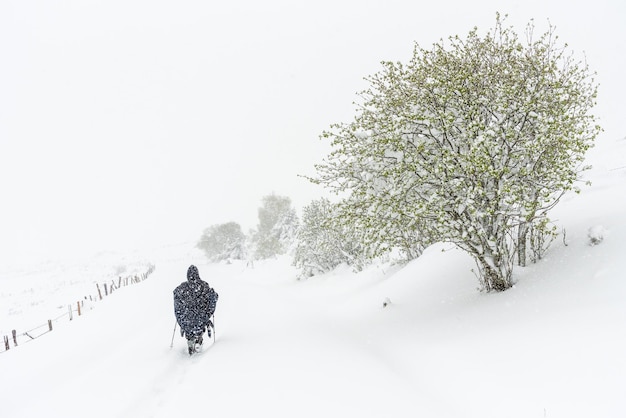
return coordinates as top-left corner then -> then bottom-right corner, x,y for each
1,259 -> 435,417
2,246 -> 625,418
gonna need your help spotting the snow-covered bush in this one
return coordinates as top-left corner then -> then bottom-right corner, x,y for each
197,222 -> 247,262
331,195 -> 434,263
587,225 -> 606,246
312,15 -> 600,291
293,198 -> 366,278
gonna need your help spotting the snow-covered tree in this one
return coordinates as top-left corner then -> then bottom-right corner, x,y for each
312,15 -> 600,291
252,194 -> 299,259
197,222 -> 247,262
293,198 -> 366,278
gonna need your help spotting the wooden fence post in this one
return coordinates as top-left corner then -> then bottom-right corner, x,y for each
68,304 -> 73,321
48,320 -> 53,331
77,301 -> 82,316
97,283 -> 102,300
12,330 -> 18,347
104,283 -> 108,296
3,335 -> 9,351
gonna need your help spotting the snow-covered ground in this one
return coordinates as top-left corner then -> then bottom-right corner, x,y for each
1,136 -> 625,418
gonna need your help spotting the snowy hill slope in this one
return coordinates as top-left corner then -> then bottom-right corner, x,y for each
1,137 -> 625,418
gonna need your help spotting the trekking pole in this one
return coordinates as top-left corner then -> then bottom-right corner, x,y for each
170,320 -> 177,348
212,314 -> 216,343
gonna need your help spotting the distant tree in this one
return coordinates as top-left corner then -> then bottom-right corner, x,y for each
312,15 -> 600,291
252,194 -> 299,259
293,198 -> 366,278
197,222 -> 247,262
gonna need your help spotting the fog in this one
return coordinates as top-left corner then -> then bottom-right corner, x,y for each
1,0 -> 624,265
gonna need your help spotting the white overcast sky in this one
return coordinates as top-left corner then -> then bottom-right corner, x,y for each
1,0 -> 624,265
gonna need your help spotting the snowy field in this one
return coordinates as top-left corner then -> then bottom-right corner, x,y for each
1,136 -> 625,418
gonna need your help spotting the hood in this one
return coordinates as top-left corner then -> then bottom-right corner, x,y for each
187,265 -> 200,283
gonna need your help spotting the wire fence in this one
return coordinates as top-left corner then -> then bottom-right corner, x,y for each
1,264 -> 156,353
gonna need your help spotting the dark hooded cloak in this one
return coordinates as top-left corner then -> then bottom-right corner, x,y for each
173,265 -> 218,339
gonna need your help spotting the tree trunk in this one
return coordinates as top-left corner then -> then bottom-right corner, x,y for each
476,251 -> 513,292
517,221 -> 527,267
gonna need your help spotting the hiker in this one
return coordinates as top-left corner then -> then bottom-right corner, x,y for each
173,265 -> 219,355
